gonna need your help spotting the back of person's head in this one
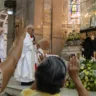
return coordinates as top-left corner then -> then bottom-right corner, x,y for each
35,56 -> 66,94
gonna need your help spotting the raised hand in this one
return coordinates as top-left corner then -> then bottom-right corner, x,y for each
68,55 -> 89,96
68,55 -> 79,81
15,17 -> 25,38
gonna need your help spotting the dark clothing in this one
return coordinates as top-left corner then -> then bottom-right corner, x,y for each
21,81 -> 34,86
81,40 -> 85,56
83,37 -> 93,60
92,38 -> 96,51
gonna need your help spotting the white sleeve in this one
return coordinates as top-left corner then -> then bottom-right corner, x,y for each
21,37 -> 33,58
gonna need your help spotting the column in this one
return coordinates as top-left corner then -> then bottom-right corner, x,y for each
16,0 -> 27,25
7,15 -> 15,52
28,0 -> 35,25
34,0 -> 44,41
52,0 -> 64,55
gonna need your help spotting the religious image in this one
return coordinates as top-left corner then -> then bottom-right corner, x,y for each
68,0 -> 80,24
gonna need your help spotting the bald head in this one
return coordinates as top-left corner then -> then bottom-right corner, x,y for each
26,25 -> 34,36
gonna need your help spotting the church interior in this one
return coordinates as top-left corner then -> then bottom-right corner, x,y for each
0,0 -> 96,96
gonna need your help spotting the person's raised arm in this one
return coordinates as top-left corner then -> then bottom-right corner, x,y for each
68,56 -> 89,96
0,18 -> 26,92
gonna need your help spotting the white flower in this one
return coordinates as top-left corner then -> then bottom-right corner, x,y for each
90,57 -> 96,62
89,59 -> 94,63
80,56 -> 86,62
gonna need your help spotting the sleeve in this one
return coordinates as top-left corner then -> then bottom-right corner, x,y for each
0,69 -> 3,93
23,36 -> 33,51
21,37 -> 33,58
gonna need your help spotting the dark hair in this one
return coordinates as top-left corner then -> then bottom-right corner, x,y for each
35,56 -> 66,94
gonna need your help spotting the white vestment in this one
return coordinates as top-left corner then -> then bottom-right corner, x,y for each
0,33 -> 6,62
14,33 -> 35,82
33,44 -> 39,64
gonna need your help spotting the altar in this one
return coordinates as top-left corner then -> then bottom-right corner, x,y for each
61,32 -> 82,60
61,46 -> 81,59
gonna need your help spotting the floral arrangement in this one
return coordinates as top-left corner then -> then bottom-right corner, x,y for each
67,32 -> 80,41
65,57 -> 96,91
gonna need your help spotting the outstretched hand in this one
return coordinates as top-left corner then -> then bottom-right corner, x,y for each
15,17 -> 25,39
68,55 -> 89,96
68,55 -> 79,81
13,18 -> 26,46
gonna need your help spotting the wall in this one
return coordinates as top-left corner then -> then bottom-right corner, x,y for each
34,0 -> 65,55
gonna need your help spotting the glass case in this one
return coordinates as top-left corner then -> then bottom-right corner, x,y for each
80,1 -> 96,30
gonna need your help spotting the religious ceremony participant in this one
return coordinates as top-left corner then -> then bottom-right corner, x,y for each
14,25 -> 35,86
0,27 -> 6,63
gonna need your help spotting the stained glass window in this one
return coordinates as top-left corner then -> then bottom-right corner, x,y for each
68,0 -> 80,24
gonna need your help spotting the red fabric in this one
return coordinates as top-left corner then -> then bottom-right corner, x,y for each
30,35 -> 32,38
35,63 -> 38,71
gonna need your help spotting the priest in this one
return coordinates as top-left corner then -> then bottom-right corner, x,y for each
14,25 -> 35,85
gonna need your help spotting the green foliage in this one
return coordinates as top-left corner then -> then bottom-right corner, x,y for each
67,33 -> 80,41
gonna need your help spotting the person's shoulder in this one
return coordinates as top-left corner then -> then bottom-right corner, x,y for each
20,88 -> 35,96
